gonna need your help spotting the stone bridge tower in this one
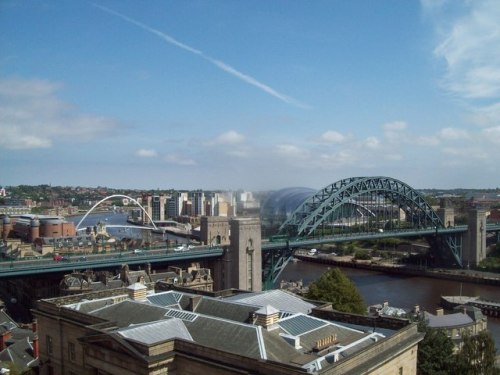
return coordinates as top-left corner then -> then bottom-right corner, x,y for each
200,216 -> 230,246
201,216 -> 262,292
227,218 -> 262,292
462,209 -> 487,267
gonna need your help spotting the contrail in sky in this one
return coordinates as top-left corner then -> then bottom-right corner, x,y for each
93,4 -> 310,109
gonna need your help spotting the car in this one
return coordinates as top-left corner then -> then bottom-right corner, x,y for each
133,249 -> 145,255
174,245 -> 186,252
53,255 -> 69,262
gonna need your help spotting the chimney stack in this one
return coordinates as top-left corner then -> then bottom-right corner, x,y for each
127,283 -> 147,301
0,330 -> 12,351
32,334 -> 39,358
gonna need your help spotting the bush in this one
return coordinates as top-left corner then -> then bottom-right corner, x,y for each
354,249 -> 371,260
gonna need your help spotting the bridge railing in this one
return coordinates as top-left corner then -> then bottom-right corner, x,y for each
0,246 -> 224,277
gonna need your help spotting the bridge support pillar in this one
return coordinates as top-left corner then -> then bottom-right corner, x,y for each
218,218 -> 261,292
463,209 -> 487,268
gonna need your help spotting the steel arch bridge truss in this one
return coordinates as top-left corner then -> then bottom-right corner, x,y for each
279,176 -> 462,266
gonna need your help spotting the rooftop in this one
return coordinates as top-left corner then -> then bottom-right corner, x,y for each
63,288 -> 389,372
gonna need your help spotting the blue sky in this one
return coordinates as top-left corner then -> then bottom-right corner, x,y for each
1,1 -> 499,191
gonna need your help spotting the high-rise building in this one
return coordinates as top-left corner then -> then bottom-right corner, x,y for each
142,194 -> 167,224
191,190 -> 205,217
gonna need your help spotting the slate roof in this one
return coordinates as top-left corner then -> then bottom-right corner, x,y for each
117,318 -> 193,344
278,314 -> 367,352
71,289 -> 385,369
193,297 -> 259,323
90,300 -> 169,327
453,305 -> 485,322
0,312 -> 17,330
224,289 -> 315,314
146,291 -> 183,309
0,337 -> 38,371
183,315 -> 266,359
279,314 -> 327,336
68,297 -> 117,314
424,311 -> 473,328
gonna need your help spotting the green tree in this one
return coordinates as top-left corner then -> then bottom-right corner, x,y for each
453,330 -> 499,375
305,268 -> 366,314
417,321 -> 455,375
354,249 -> 371,260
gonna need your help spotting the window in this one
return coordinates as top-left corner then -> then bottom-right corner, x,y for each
46,335 -> 53,355
68,342 -> 76,362
399,367 -> 403,375
247,252 -> 253,291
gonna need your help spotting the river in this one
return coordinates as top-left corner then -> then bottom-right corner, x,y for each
70,212 -> 500,351
70,211 -> 189,244
277,260 -> 500,352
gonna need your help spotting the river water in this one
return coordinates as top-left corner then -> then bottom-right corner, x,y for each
70,212 -> 500,351
277,260 -> 500,352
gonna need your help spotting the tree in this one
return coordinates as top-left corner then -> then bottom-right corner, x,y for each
305,268 -> 366,314
453,330 -> 499,375
417,320 -> 455,375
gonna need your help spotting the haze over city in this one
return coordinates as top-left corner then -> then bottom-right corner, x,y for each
1,1 -> 499,191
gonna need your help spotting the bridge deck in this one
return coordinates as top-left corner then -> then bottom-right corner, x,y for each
0,247 -> 224,278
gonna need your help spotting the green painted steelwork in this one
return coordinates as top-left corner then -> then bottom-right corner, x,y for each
0,247 -> 224,278
278,176 -> 465,267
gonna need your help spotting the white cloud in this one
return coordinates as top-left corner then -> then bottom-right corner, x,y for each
0,77 -> 119,150
319,130 -> 346,143
383,121 -> 408,143
0,125 -> 52,149
274,144 -> 309,159
211,130 -> 245,145
439,127 -> 469,140
442,146 -> 486,159
136,149 -> 158,158
481,126 -> 500,144
383,121 -> 407,132
415,135 -> 440,146
165,154 -> 196,166
468,102 -> 500,127
362,136 -> 381,149
319,150 -> 355,166
428,0 -> 500,99
227,148 -> 250,158
383,153 -> 403,161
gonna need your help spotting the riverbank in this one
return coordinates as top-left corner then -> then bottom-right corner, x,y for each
294,254 -> 500,286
